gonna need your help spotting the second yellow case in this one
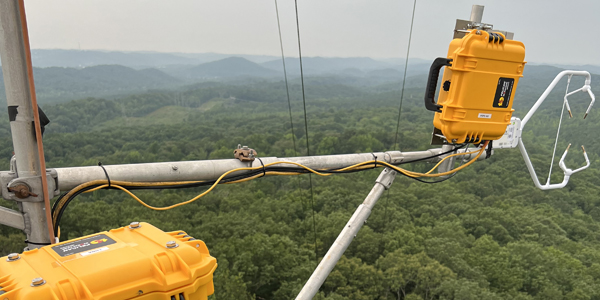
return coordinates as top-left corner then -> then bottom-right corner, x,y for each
424,30 -> 526,143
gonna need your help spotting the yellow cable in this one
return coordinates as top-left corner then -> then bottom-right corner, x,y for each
422,148 -> 481,175
385,141 -> 488,177
54,144 -> 487,224
53,179 -> 205,224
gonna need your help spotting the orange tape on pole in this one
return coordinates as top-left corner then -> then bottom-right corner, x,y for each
18,0 -> 56,243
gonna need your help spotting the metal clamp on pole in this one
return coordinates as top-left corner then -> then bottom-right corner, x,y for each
233,144 -> 257,162
0,170 -> 59,202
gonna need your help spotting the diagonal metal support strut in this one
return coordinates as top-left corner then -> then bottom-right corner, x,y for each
295,167 -> 396,300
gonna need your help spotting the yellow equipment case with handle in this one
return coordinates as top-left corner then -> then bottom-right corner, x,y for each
0,222 -> 216,300
424,29 -> 526,143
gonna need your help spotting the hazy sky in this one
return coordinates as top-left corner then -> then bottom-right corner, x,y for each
23,0 -> 600,65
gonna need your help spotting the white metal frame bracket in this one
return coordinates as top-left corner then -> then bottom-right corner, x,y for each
518,70 -> 595,190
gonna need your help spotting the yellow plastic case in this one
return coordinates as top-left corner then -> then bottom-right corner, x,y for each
424,30 -> 526,143
0,222 -> 216,300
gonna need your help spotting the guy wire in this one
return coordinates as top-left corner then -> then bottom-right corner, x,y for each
393,0 -> 418,150
387,0 -> 418,227
274,0 -> 299,157
294,0 -> 319,264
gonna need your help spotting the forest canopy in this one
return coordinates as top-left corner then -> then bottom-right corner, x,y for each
0,65 -> 599,300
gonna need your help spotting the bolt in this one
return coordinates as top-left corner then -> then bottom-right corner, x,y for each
31,277 -> 45,287
172,165 -> 178,171
166,241 -> 179,249
8,184 -> 37,199
6,253 -> 20,261
196,244 -> 200,248
242,145 -> 249,150
129,222 -> 141,229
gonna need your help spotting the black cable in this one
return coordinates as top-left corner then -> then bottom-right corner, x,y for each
273,0 -> 299,157
371,153 -> 378,169
257,157 -> 266,177
54,144 -> 466,208
393,0 -> 418,150
53,144 -> 467,211
52,144 -> 469,236
404,171 -> 458,184
404,143 -> 470,184
98,162 -> 111,187
24,240 -> 51,246
397,143 -> 466,165
53,184 -> 98,236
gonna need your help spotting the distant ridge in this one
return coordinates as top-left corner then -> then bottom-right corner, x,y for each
31,49 -> 202,68
29,49 -> 279,69
180,57 -> 279,79
0,64 -> 181,104
261,57 -> 395,74
32,65 -> 179,92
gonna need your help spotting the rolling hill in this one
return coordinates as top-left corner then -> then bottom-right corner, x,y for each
0,65 -> 181,104
176,57 -> 280,79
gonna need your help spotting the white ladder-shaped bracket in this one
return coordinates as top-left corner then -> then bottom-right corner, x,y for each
518,70 -> 595,190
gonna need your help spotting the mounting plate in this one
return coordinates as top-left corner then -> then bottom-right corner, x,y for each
493,117 -> 521,149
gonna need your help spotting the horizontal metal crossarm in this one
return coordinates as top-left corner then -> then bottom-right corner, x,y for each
51,148 -> 484,191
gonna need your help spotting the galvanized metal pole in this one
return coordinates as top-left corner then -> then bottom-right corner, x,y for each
295,168 -> 396,300
470,5 -> 484,23
0,0 -> 53,248
51,148 -> 485,190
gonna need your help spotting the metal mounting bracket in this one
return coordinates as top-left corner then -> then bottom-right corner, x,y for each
1,169 -> 59,202
518,70 -> 595,190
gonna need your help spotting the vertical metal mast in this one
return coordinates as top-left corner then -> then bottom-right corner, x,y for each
0,0 -> 54,248
470,5 -> 484,23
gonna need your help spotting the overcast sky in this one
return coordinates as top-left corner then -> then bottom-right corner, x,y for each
23,0 -> 600,65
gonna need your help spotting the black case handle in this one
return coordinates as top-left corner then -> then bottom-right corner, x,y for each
424,57 -> 453,112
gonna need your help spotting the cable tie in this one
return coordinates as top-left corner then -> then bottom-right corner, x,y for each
24,240 -> 51,246
257,157 -> 266,177
371,153 -> 378,169
98,162 -> 111,187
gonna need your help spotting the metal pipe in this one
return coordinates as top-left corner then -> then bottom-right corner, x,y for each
437,144 -> 457,174
470,5 -> 484,23
0,0 -> 53,248
521,70 -> 592,127
295,168 -> 396,300
52,148 -> 484,190
0,206 -> 25,230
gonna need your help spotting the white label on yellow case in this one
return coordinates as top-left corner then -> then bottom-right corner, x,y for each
80,247 -> 109,257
